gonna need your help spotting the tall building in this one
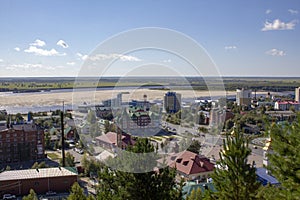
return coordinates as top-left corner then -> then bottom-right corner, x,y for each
236,88 -> 251,106
295,87 -> 300,102
164,92 -> 181,113
0,124 -> 44,165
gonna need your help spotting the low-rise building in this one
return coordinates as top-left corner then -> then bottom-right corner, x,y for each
95,131 -> 135,150
274,101 -> 300,111
158,150 -> 214,181
0,167 -> 77,196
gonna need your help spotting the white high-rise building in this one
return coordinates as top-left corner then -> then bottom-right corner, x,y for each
236,88 -> 251,106
295,87 -> 300,102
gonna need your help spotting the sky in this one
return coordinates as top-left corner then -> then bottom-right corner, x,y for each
0,0 -> 299,77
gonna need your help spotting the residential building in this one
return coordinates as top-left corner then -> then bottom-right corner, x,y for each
158,150 -> 214,181
0,167 -> 77,196
164,92 -> 181,113
95,131 -> 135,150
95,104 -> 113,119
0,124 -> 44,165
295,87 -> 300,102
274,101 -> 300,111
236,88 -> 251,106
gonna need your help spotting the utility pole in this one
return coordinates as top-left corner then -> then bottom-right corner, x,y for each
61,110 -> 65,167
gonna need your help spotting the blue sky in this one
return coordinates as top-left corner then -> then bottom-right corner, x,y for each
0,0 -> 299,77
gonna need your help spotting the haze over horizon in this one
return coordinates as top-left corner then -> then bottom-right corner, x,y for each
0,0 -> 299,77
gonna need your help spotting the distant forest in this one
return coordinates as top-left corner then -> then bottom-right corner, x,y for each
0,76 -> 299,92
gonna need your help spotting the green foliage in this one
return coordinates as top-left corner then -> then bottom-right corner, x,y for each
60,152 -> 75,167
87,110 -> 97,124
266,117 -> 300,199
186,188 -> 202,200
187,140 -> 201,154
31,161 -> 48,169
210,131 -> 260,200
81,155 -> 103,177
67,182 -> 87,200
44,131 -> 51,149
97,138 -> 179,200
22,189 -> 38,200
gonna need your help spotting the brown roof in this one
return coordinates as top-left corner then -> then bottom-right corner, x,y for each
160,150 -> 214,175
95,132 -> 135,147
0,167 -> 77,181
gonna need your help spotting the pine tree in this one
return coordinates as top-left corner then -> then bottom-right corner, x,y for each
210,130 -> 260,200
67,182 -> 87,200
266,117 -> 300,199
97,138 -> 179,200
186,188 -> 202,200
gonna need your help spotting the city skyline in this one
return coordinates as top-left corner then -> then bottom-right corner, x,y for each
0,0 -> 299,77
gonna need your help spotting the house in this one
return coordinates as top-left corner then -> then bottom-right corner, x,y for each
95,132 -> 135,150
158,150 -> 214,181
0,167 -> 77,196
274,101 -> 300,111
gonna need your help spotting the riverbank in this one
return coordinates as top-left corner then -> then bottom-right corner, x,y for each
0,88 -> 236,107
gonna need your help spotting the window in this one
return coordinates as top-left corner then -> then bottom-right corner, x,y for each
183,161 -> 189,166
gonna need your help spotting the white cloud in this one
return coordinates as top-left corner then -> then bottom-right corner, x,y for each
24,46 -> 65,56
0,59 -> 3,62
87,53 -> 142,62
265,9 -> 272,14
265,49 -> 286,56
14,47 -> 20,52
67,62 -> 76,66
76,53 -> 88,60
30,39 -> 46,47
224,46 -> 237,50
288,9 -> 298,15
262,19 -> 298,31
163,59 -> 171,63
6,63 -> 56,71
57,40 -> 69,48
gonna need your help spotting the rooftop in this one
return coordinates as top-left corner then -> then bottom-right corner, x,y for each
159,150 -> 214,175
0,167 -> 77,181
256,168 -> 280,186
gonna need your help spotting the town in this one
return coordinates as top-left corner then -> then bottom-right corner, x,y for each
1,86 -> 299,199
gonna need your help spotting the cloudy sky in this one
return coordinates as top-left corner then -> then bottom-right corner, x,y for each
0,0 -> 299,77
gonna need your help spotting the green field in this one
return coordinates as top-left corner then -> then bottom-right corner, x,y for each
0,76 -> 299,92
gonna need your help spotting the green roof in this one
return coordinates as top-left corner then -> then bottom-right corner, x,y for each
182,182 -> 216,198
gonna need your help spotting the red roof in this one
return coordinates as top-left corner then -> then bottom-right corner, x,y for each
95,132 -> 135,147
277,101 -> 299,105
161,150 -> 214,175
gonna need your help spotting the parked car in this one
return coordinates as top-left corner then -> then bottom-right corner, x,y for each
3,194 -> 16,199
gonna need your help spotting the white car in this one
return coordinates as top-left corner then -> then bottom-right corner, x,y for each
3,194 -> 16,199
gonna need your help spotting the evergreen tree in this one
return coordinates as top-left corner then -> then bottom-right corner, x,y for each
186,188 -> 202,200
97,138 -> 179,200
60,152 -> 75,167
67,182 -> 87,200
22,189 -> 38,200
210,130 -> 260,200
187,140 -> 201,154
266,118 -> 300,199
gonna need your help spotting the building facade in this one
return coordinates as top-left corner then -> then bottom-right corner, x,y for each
164,92 -> 181,113
0,167 -> 77,196
0,124 -> 44,165
295,87 -> 300,102
236,88 -> 252,106
274,101 -> 300,111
